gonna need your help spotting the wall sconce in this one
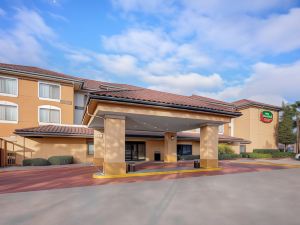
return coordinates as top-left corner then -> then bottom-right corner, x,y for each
171,135 -> 175,140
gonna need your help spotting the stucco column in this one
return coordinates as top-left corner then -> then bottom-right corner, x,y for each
103,115 -> 126,175
164,132 -> 177,162
200,125 -> 219,168
93,129 -> 105,167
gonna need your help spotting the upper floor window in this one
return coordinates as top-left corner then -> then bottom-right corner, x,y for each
0,76 -> 18,97
38,105 -> 61,124
0,101 -> 18,123
218,125 -> 224,134
39,82 -> 60,101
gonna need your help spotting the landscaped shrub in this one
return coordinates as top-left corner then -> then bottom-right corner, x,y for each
218,153 -> 240,160
271,152 -> 296,158
218,144 -> 234,154
253,149 -> 280,154
248,153 -> 272,159
177,155 -> 200,161
23,158 -> 50,166
240,152 -> 250,158
48,156 -> 73,165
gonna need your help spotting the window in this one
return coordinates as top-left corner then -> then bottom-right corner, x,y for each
0,76 -> 18,97
39,82 -> 60,101
87,142 -> 94,155
240,145 -> 246,153
38,105 -> 61,124
74,92 -> 87,124
0,101 -> 18,123
177,145 -> 192,156
218,125 -> 224,134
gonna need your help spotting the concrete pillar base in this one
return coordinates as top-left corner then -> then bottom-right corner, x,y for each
93,158 -> 104,167
165,155 -> 177,163
200,159 -> 218,168
103,162 -> 127,175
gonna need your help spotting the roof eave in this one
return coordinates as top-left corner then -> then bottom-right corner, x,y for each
0,67 -> 84,85
89,94 -> 242,117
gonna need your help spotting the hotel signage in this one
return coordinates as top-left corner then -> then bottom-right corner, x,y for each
260,111 -> 273,123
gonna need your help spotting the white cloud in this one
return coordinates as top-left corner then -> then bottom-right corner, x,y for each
102,29 -> 176,60
111,0 -> 176,14
95,54 -> 139,76
199,61 -> 300,105
0,8 -> 55,65
144,73 -> 223,94
173,6 -> 300,56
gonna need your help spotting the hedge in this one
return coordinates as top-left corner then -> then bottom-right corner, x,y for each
271,152 -> 296,158
253,149 -> 280,154
240,152 -> 250,158
48,156 -> 73,165
177,155 -> 200,161
23,158 -> 50,166
218,144 -> 234,154
248,153 -> 272,158
219,153 -> 240,160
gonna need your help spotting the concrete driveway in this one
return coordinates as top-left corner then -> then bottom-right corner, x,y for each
0,168 -> 300,225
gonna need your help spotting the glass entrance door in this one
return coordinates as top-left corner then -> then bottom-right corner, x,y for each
125,142 -> 146,161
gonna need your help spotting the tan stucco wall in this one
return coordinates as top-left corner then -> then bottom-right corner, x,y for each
0,74 -> 75,137
234,107 -> 279,152
5,136 -> 93,165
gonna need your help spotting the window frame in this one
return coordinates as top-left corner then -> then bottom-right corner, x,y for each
0,101 -> 18,124
38,105 -> 61,125
0,75 -> 18,97
87,141 -> 94,156
218,124 -> 224,134
38,81 -> 61,102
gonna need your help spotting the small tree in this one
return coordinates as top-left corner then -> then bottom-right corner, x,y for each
291,101 -> 300,153
278,103 -> 296,151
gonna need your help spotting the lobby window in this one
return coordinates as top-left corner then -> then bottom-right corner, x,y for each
0,101 -> 18,123
0,76 -> 18,97
87,142 -> 94,155
240,145 -> 246,153
177,144 -> 192,156
38,105 -> 61,124
39,82 -> 60,101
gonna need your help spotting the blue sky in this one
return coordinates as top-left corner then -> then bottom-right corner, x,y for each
0,0 -> 300,105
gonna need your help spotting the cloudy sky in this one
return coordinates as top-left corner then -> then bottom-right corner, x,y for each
0,0 -> 300,105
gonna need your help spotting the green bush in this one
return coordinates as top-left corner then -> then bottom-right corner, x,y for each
218,144 -> 234,154
219,153 -> 240,160
240,152 -> 250,158
177,155 -> 200,161
253,149 -> 280,154
248,153 -> 272,158
48,156 -> 73,165
23,158 -> 49,166
271,152 -> 296,158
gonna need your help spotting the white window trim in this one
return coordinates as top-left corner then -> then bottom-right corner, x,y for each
0,75 -> 18,97
0,101 -> 18,124
38,105 -> 61,125
38,81 -> 61,102
218,124 -> 224,134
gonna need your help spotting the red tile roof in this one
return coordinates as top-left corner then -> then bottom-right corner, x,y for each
89,88 -> 239,115
0,63 -> 83,82
15,125 -> 94,137
14,125 -> 250,143
232,99 -> 281,111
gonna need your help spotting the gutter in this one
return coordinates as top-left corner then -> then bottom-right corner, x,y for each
0,67 -> 84,85
88,94 -> 242,117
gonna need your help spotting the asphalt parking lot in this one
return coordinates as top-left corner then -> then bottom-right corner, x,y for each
1,167 -> 300,225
